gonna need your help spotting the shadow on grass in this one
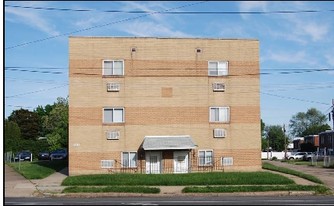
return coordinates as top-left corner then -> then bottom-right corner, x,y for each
30,160 -> 68,174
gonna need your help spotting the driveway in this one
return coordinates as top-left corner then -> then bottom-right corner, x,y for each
264,160 -> 334,192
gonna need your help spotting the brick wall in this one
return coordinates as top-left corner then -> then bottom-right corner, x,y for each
69,37 -> 260,175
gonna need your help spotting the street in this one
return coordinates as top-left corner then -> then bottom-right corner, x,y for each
5,195 -> 334,205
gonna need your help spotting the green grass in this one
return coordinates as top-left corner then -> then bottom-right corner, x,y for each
63,186 -> 160,194
183,185 -> 331,194
7,160 -> 67,179
262,162 -> 324,184
62,171 -> 294,186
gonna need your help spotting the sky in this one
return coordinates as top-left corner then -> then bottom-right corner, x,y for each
4,1 -> 334,135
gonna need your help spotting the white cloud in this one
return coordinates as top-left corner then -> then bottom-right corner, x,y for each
5,6 -> 59,36
118,21 -> 190,37
239,1 -> 268,11
325,53 -> 334,66
265,50 -> 315,65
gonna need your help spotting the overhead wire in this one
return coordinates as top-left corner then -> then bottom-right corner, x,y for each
5,4 -> 334,14
5,1 -> 207,50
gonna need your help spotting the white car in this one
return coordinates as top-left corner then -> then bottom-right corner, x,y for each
287,152 -> 307,160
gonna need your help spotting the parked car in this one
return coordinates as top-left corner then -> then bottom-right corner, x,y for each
287,152 -> 307,160
303,152 -> 315,161
38,151 -> 50,160
50,149 -> 68,160
14,151 -> 32,162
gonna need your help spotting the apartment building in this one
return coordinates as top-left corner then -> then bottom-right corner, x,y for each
69,37 -> 261,175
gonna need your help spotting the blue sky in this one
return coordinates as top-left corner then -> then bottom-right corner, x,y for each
4,1 -> 334,134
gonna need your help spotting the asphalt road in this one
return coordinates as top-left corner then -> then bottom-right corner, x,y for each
5,195 -> 334,205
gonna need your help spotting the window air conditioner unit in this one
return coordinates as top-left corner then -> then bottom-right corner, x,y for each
106,130 -> 120,140
214,128 -> 226,138
212,83 -> 225,92
107,83 -> 120,92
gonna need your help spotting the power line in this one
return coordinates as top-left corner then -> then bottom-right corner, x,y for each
261,92 -> 330,105
5,68 -> 66,74
5,84 -> 68,98
5,4 -> 334,14
5,1 -> 206,50
5,66 -> 68,70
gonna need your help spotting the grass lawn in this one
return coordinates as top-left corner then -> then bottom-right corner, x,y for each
6,160 -> 332,194
7,160 -> 67,179
61,171 -> 294,186
263,162 -> 324,184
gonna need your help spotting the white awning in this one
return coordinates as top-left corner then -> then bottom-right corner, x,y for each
142,135 -> 197,150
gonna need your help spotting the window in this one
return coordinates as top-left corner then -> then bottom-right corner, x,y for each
103,108 -> 124,123
222,157 -> 233,166
198,150 -> 213,166
210,107 -> 230,123
212,83 -> 225,92
103,60 -> 124,75
101,160 -> 115,168
208,61 -> 228,76
122,152 -> 137,168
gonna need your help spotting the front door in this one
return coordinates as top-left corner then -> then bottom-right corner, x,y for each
173,151 -> 189,173
145,152 -> 161,174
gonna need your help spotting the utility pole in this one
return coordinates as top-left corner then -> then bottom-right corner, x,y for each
332,99 -> 334,130
283,124 -> 287,160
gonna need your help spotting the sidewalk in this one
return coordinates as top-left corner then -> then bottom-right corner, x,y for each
5,161 -> 334,197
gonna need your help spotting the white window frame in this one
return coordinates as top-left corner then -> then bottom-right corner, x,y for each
103,108 -> 125,123
209,107 -> 230,123
107,82 -> 120,92
102,60 -> 124,76
106,130 -> 120,140
198,150 -> 213,166
122,152 -> 137,168
208,61 -> 228,76
221,157 -> 233,166
101,160 -> 115,168
212,83 -> 225,92
213,128 -> 226,138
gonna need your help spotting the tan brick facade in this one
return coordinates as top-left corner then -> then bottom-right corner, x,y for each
69,37 -> 261,175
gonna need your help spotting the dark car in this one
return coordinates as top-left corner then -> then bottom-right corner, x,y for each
38,151 -> 50,160
14,151 -> 32,162
50,149 -> 68,160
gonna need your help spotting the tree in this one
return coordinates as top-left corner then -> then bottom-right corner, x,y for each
4,120 -> 21,152
8,109 -> 40,140
289,108 -> 330,137
264,125 -> 288,151
42,97 -> 69,148
261,119 -> 267,151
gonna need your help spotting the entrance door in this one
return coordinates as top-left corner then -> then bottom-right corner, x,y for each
145,152 -> 161,174
173,151 -> 189,173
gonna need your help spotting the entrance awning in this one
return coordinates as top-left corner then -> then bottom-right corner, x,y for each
142,135 -> 197,150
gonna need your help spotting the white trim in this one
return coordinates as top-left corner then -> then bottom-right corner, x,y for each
209,106 -> 230,123
208,61 -> 228,76
121,151 -> 137,168
102,59 -> 124,76
103,107 -> 125,123
198,149 -> 213,166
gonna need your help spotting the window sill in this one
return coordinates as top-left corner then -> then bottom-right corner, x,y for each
103,123 -> 125,126
103,75 -> 125,78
